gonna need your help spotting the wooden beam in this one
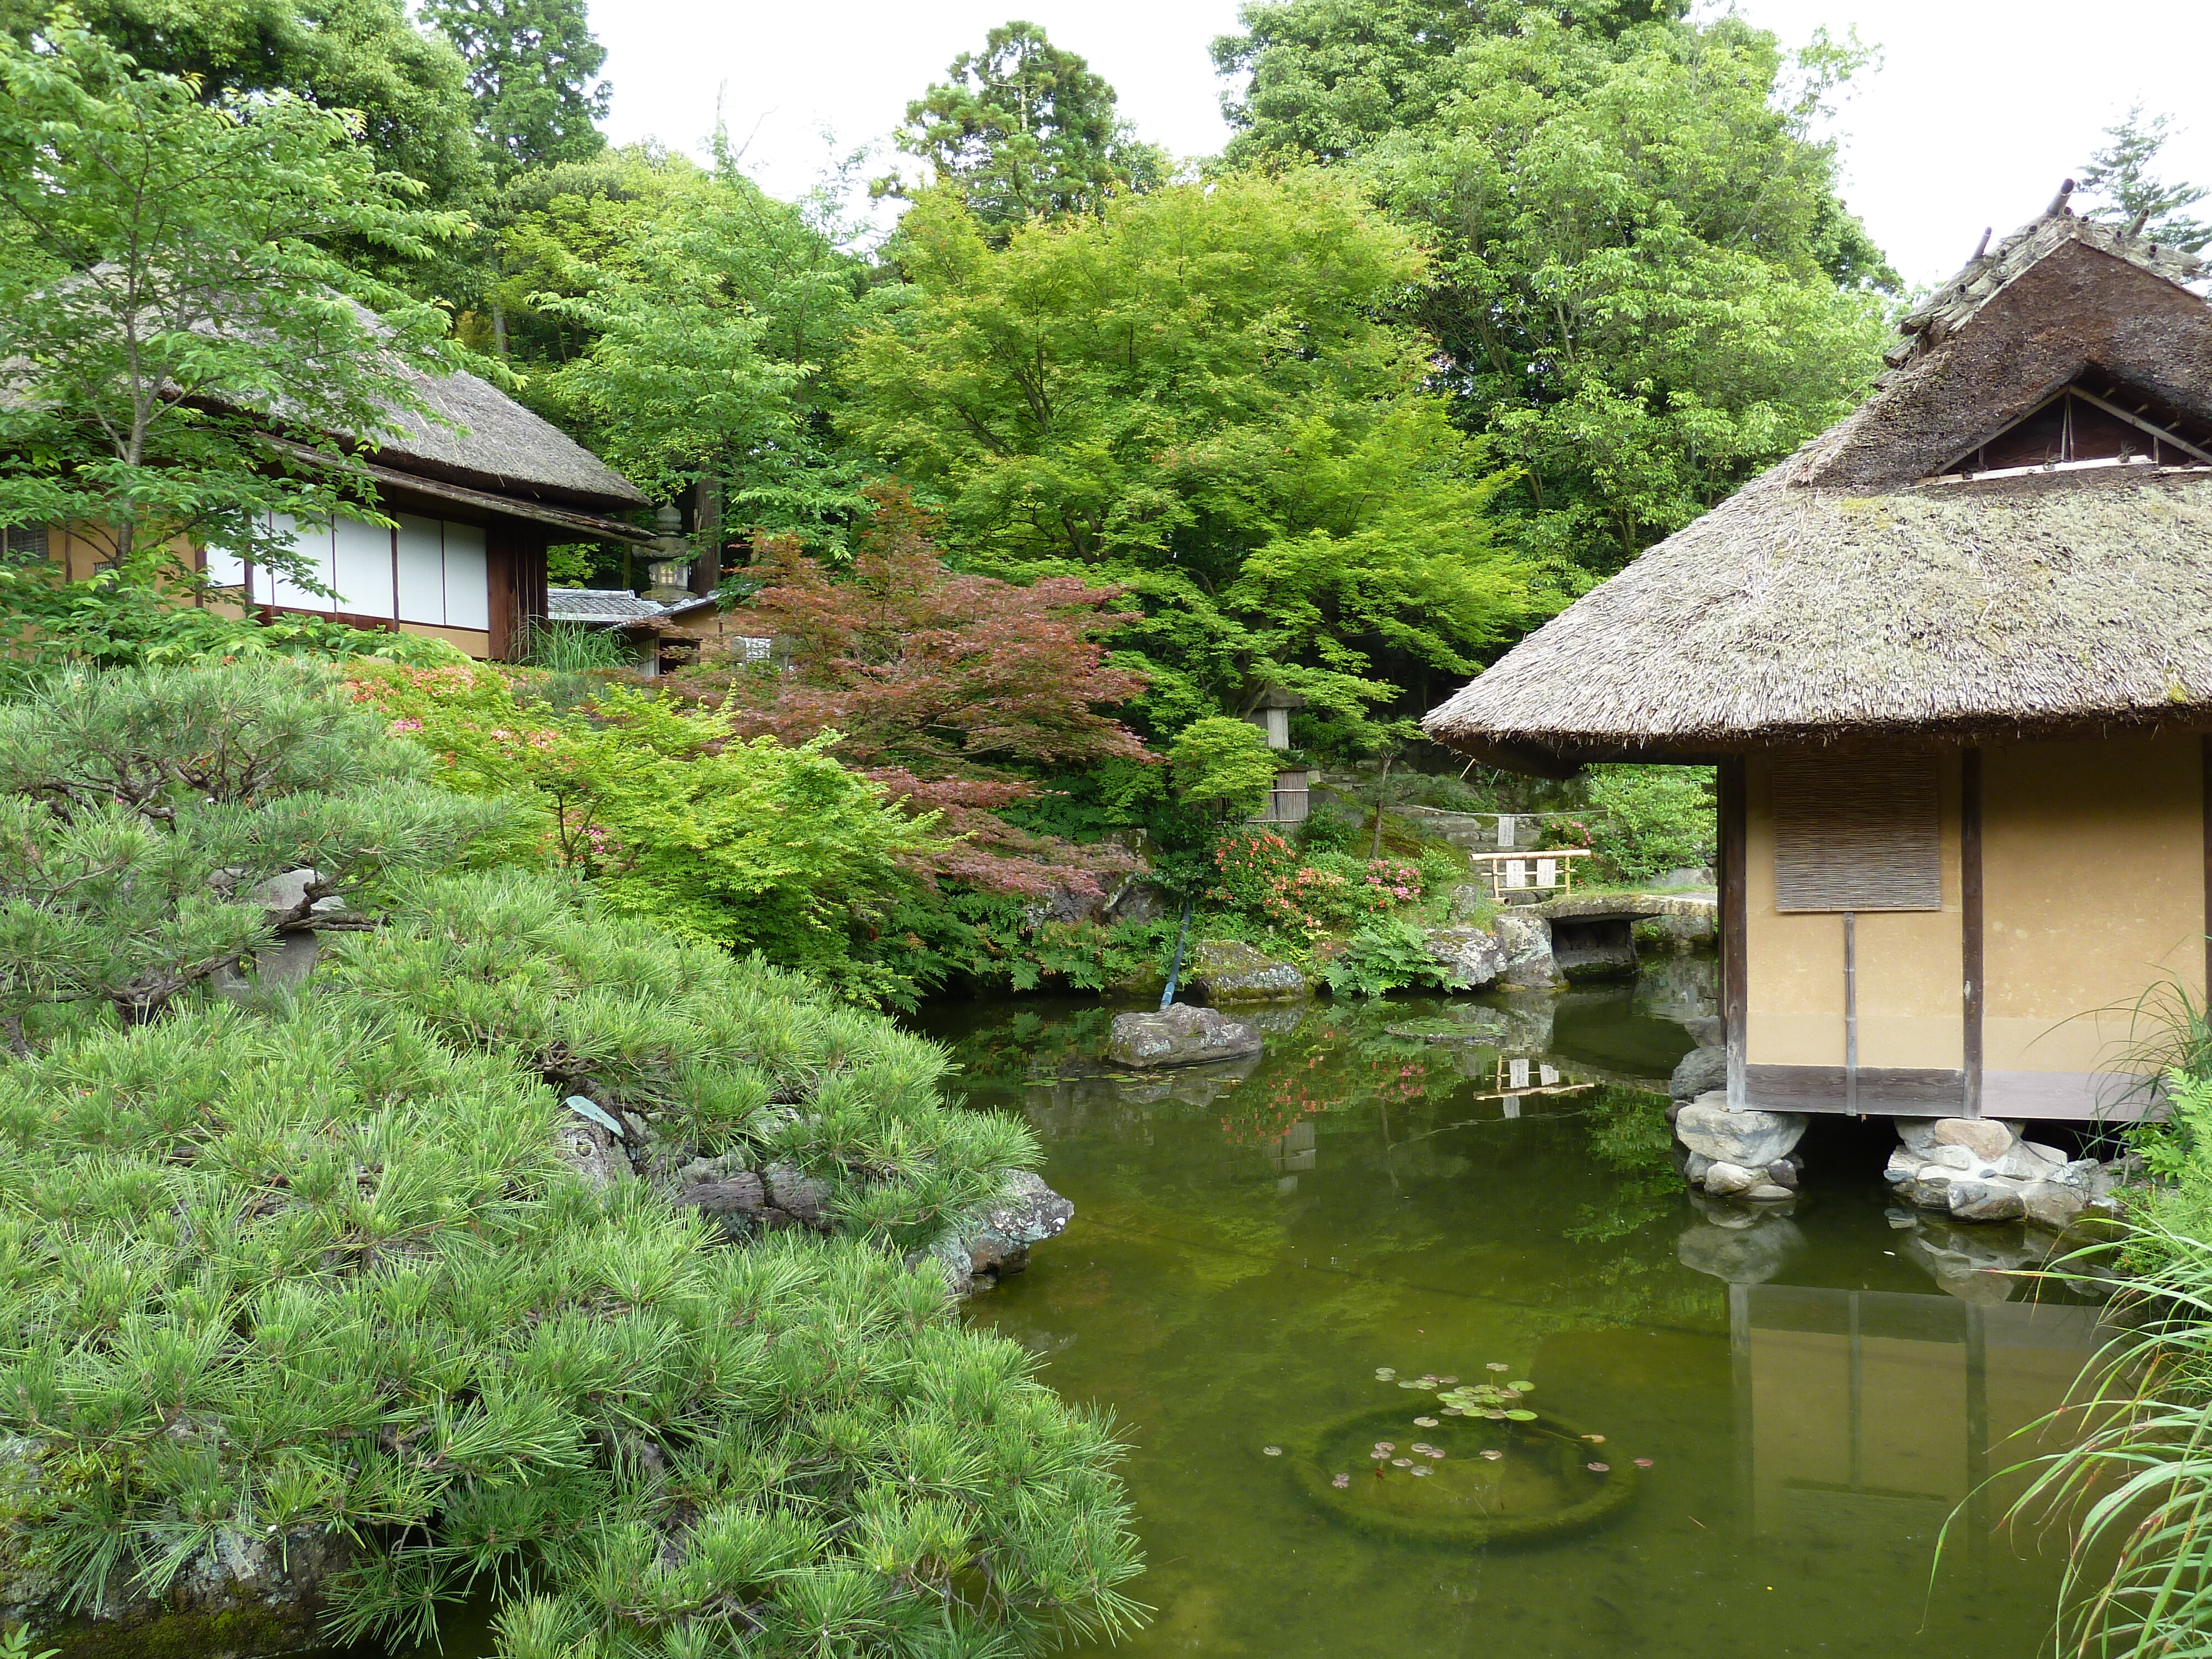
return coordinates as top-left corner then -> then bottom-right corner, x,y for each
1844,911 -> 1858,1115
1720,757 -> 1749,1109
1961,748 -> 1984,1118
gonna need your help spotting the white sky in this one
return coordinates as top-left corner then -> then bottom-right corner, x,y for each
597,0 -> 2212,289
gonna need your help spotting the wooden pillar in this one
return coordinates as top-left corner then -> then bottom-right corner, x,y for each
2201,735 -> 2212,1001
1720,756 -> 1749,1109
1961,748 -> 1984,1118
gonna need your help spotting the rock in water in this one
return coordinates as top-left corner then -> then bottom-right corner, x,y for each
1669,1045 -> 1728,1102
1674,1095 -> 1809,1168
1933,1118 -> 2020,1162
917,1172 -> 1077,1296
1107,1004 -> 1264,1069
1421,926 -> 1509,990
963,1171 -> 1076,1281
1185,940 -> 1311,1004
1491,911 -> 1562,988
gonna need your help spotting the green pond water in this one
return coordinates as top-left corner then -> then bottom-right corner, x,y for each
912,961 -> 2104,1659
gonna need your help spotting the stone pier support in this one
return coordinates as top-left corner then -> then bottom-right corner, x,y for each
1673,1092 -> 1809,1202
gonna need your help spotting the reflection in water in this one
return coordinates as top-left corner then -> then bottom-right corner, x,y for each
916,978 -> 2099,1659
1736,1287 -> 2100,1559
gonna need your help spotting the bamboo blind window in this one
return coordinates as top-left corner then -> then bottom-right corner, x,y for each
1771,755 -> 1943,912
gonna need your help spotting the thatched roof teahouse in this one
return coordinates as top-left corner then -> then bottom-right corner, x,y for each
1424,192 -> 2212,1123
20,353 -> 655,662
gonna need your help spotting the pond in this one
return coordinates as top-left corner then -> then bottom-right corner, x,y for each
911,959 -> 2103,1659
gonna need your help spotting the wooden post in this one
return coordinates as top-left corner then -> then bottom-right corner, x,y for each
1720,757 -> 1749,1109
2201,735 -> 2212,1002
1961,748 -> 1984,1118
1844,910 -> 1858,1116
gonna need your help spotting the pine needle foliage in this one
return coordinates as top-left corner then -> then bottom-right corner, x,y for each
0,661 -> 503,1041
0,660 -> 1139,1655
322,869 -> 1042,1254
0,992 -> 1144,1656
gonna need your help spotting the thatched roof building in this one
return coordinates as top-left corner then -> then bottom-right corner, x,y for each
1424,195 -> 2212,1141
1425,204 -> 2212,776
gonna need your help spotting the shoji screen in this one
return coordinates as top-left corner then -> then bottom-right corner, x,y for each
331,517 -> 393,618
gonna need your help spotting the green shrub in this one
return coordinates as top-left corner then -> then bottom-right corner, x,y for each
1295,806 -> 1360,853
0,960 -> 1141,1653
1585,766 -> 1715,882
1168,717 -> 1279,820
349,661 -> 943,1005
1322,914 -> 1459,997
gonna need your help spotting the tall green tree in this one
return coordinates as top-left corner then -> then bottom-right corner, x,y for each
2079,104 -> 2210,254
1215,1 -> 1893,573
0,17 -> 473,620
1212,0 -> 1688,160
10,0 -> 486,206
520,140 -> 875,555
422,0 -> 610,181
883,19 -> 1168,241
839,171 -> 1558,748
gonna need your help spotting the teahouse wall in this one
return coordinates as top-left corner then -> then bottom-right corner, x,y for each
1982,732 -> 2203,1090
1737,736 -> 2204,1118
1745,750 -> 1965,1074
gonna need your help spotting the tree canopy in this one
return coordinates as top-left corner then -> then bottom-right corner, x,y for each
838,169 -> 1558,748
2079,104 -> 2211,254
423,0 -> 611,181
1215,1 -> 1893,573
884,19 -> 1167,239
24,0 -> 486,206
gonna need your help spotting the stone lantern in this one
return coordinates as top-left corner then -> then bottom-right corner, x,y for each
641,503 -> 693,601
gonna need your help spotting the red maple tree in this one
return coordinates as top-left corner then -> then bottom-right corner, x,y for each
680,483 -> 1154,900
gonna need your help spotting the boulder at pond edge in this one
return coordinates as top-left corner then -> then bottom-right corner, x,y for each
1107,1003 -> 1265,1070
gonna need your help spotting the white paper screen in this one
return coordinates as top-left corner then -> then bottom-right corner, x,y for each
331,517 -> 393,618
259,514 -> 332,612
442,521 -> 488,630
394,515 -> 446,625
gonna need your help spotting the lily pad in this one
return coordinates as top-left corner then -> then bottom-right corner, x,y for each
1332,1473 -> 1352,1488
1511,1381 -> 1535,1391
1413,1416 -> 1438,1428
1264,1446 -> 1282,1457
1504,1408 -> 1538,1422
1410,1465 -> 1431,1477
1486,1363 -> 1511,1373
1398,1380 -> 1427,1389
1633,1458 -> 1654,1469
1587,1462 -> 1609,1473
1480,1449 -> 1504,1462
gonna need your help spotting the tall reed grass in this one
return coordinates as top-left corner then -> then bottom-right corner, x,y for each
2004,1218 -> 2212,1658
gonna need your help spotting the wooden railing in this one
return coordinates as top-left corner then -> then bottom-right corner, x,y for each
1467,847 -> 1593,902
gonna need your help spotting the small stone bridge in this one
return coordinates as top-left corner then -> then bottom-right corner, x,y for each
1526,891 -> 1716,978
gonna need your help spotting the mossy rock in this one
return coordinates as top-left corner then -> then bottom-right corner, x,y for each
1288,1401 -> 1637,1548
1187,940 -> 1309,1004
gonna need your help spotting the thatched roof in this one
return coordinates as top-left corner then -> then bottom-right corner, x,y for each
262,436 -> 654,544
1425,206 -> 2212,774
368,359 -> 648,510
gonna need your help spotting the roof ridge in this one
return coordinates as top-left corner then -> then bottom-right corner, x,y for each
1887,194 -> 2206,373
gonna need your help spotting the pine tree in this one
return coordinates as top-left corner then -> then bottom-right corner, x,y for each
883,19 -> 1167,241
0,662 -> 502,1041
2080,104 -> 2211,254
422,0 -> 611,181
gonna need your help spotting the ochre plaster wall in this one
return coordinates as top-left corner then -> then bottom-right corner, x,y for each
1983,733 -> 2203,1075
1745,750 -> 1964,1069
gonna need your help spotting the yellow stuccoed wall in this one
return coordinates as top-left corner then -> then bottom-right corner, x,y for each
1746,750 -> 1965,1070
1745,737 -> 2207,1079
1983,733 -> 2203,1074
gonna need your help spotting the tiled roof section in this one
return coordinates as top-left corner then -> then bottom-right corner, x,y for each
546,588 -> 666,623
